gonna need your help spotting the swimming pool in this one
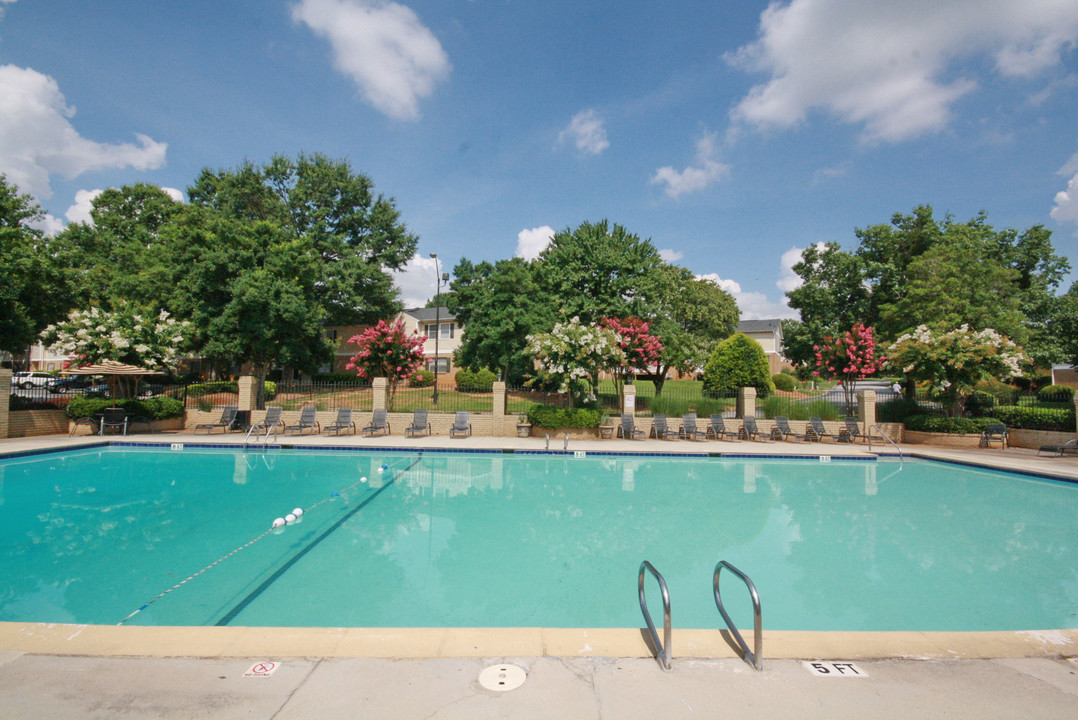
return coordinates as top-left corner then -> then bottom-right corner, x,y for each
1,446 -> 1076,632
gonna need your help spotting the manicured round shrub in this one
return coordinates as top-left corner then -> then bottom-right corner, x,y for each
771,373 -> 796,392
1038,384 -> 1075,403
702,333 -> 774,398
526,404 -> 601,429
455,367 -> 498,392
965,390 -> 998,416
410,369 -> 435,387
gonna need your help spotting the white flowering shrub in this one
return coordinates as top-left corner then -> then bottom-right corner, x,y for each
886,324 -> 1024,416
526,317 -> 624,407
44,305 -> 192,372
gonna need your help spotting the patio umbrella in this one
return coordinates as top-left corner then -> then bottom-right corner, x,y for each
62,360 -> 155,399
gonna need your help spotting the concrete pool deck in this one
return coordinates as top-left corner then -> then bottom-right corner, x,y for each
1,431 -> 1077,718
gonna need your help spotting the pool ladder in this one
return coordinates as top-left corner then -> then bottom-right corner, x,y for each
638,560 -> 763,671
242,423 -> 279,451
868,424 -> 903,463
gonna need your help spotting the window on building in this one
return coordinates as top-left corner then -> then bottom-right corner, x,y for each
428,358 -> 451,374
424,323 -> 454,340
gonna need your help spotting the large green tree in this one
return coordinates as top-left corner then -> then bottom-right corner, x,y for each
450,257 -> 556,384
0,175 -> 74,355
188,153 -> 416,325
535,220 -> 664,323
785,205 -> 1070,367
646,265 -> 739,393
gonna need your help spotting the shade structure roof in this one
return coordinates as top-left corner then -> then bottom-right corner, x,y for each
61,360 -> 155,375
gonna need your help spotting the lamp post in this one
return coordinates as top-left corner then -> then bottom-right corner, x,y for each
431,253 -> 441,406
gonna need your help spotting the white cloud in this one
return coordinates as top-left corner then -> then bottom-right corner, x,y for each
697,273 -> 797,321
65,188 -> 104,224
27,212 -> 64,237
1050,149 -> 1078,230
651,130 -> 731,199
729,0 -> 1078,142
0,64 -> 167,199
292,0 -> 450,121
392,252 -> 444,308
775,243 -> 826,293
558,109 -> 609,155
658,248 -> 684,263
516,225 -> 554,261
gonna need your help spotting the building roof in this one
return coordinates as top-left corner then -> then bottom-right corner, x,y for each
402,306 -> 456,323
737,319 -> 782,334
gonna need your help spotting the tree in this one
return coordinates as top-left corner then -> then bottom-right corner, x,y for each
812,324 -> 886,415
188,153 -> 417,326
886,325 -> 1024,417
1050,281 -> 1078,367
450,257 -> 556,383
59,184 -> 181,308
0,175 -> 75,355
535,220 -> 664,323
345,319 -> 426,410
646,266 -> 739,394
601,316 -> 663,399
702,333 -> 774,398
526,317 -> 624,407
43,305 -> 192,398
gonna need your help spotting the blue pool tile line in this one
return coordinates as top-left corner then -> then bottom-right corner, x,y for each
908,452 -> 1078,485
0,441 -> 110,460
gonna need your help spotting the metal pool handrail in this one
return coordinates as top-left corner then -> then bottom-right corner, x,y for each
713,560 -> 763,671
638,561 -> 672,670
869,424 -> 903,463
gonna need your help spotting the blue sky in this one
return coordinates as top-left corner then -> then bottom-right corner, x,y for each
2,0 -> 1077,318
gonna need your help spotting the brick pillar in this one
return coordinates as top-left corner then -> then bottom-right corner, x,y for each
492,381 -> 506,436
0,368 -> 9,439
373,377 -> 387,411
622,384 -> 637,417
237,376 -> 256,412
857,389 -> 876,435
737,386 -> 756,419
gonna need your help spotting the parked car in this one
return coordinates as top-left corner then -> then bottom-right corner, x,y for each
10,371 -> 56,389
85,383 -> 112,398
47,376 -> 92,394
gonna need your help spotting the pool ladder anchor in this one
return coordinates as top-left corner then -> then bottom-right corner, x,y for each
637,560 -> 763,671
242,423 -> 279,451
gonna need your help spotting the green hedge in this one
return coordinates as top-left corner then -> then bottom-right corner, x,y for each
186,380 -> 276,400
527,405 -> 601,429
66,395 -> 185,420
904,415 -> 997,434
456,368 -> 498,392
991,405 -> 1075,432
309,372 -> 362,383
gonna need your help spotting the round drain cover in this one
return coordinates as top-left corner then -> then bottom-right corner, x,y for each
478,664 -> 526,692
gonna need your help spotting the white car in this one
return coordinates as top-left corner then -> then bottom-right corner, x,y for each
11,371 -> 57,389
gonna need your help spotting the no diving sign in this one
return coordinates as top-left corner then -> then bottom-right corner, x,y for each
244,661 -> 280,679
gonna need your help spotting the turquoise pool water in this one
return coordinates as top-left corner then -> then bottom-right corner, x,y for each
1,446 -> 1076,631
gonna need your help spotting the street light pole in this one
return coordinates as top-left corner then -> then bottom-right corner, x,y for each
431,253 -> 440,406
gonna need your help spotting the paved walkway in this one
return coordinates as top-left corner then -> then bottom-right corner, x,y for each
1,431 -> 1076,718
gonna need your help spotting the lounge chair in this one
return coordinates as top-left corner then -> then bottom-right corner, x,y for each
1039,438 -> 1077,457
284,406 -> 320,435
618,414 -> 645,440
323,408 -> 356,436
740,416 -> 763,441
707,415 -> 740,440
807,417 -> 832,442
449,411 -> 471,438
838,417 -> 863,443
980,423 -> 1007,449
679,412 -> 707,441
249,407 -> 283,435
195,406 -> 238,434
98,407 -> 127,436
363,408 -> 390,437
405,408 -> 431,437
772,416 -> 811,442
650,413 -> 678,440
